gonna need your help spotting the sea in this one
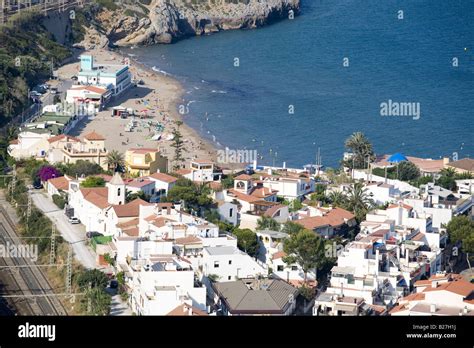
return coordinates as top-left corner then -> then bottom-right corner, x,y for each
125,0 -> 474,169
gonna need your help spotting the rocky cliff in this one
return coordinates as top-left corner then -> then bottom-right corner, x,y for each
80,0 -> 300,47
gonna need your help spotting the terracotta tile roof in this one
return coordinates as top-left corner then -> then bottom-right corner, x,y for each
389,303 -> 408,314
422,279 -> 474,297
209,181 -> 222,191
375,154 -> 445,173
167,304 -> 208,316
410,232 -> 425,242
148,173 -> 177,183
174,236 -> 202,245
47,134 -> 81,143
112,199 -> 153,218
447,158 -> 474,172
235,174 -> 253,181
175,169 -> 192,175
48,176 -> 70,191
227,188 -> 260,203
116,218 -> 139,229
264,204 -> 285,218
250,187 -> 277,198
388,203 -> 413,210
70,85 -> 107,94
401,292 -> 425,302
272,251 -> 287,260
296,207 -> 355,230
80,187 -> 109,209
83,131 -> 105,141
145,216 -> 175,228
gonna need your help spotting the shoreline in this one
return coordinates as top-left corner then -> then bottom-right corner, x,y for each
51,46 -> 220,171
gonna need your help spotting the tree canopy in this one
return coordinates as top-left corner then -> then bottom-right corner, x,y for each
283,229 -> 326,282
80,176 -> 106,188
233,228 -> 259,257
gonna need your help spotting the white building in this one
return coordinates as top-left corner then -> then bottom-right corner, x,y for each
200,245 -> 266,282
391,273 -> 474,316
128,255 -> 206,316
78,55 -> 132,96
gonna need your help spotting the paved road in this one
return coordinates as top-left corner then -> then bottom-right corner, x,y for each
30,190 -> 96,269
31,191 -> 134,315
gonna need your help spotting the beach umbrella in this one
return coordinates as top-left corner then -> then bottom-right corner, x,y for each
387,152 -> 408,163
387,153 -> 408,179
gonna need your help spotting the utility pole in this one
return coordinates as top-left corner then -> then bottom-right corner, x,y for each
87,282 -> 92,314
66,244 -> 72,294
50,223 -> 56,265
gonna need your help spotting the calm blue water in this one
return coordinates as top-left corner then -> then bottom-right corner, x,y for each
127,0 -> 474,168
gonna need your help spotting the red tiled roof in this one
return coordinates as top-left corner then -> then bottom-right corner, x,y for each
148,172 -> 177,183
47,134 -> 81,143
175,236 -> 202,245
112,198 -> 153,218
388,203 -> 413,210
48,176 -> 70,191
175,169 -> 192,175
264,204 -> 285,218
71,85 -> 107,94
296,207 -> 355,230
272,251 -> 287,260
83,131 -> 105,141
422,279 -> 474,297
234,174 -> 253,181
167,304 -> 208,316
227,188 -> 260,203
80,187 -> 109,209
447,158 -> 474,172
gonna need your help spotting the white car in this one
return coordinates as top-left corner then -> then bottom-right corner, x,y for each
68,217 -> 80,224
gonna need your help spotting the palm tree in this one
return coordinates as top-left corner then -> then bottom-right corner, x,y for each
328,191 -> 347,207
346,182 -> 374,221
344,132 -> 375,169
105,150 -> 125,172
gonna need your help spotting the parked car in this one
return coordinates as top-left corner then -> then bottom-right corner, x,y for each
33,182 -> 43,189
109,280 -> 118,289
71,75 -> 78,81
68,217 -> 80,224
86,231 -> 103,238
30,91 -> 42,97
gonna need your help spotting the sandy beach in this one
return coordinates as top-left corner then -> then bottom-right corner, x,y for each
50,47 -> 218,169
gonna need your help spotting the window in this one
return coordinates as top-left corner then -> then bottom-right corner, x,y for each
291,266 -> 298,271
214,261 -> 219,268
277,265 -> 284,272
228,260 -> 232,265
228,276 -> 231,280
117,188 -> 121,196
229,208 -> 233,217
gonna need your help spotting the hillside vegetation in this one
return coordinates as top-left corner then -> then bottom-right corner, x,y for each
0,11 -> 71,127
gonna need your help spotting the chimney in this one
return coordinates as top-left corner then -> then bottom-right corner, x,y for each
430,304 -> 436,314
405,251 -> 409,263
464,306 -> 468,315
431,280 -> 438,289
283,161 -> 286,169
443,157 -> 450,166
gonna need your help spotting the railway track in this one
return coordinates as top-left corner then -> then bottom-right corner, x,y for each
1,0 -> 88,24
0,206 -> 67,315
